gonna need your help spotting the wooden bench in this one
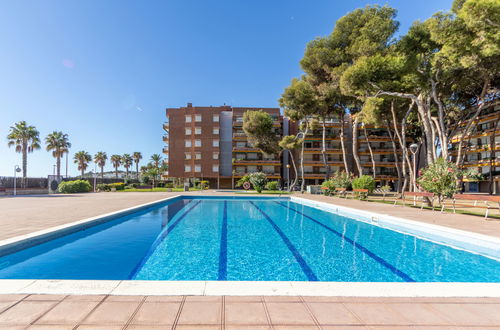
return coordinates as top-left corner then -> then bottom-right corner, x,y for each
395,191 -> 435,210
347,188 -> 369,199
441,194 -> 500,220
334,187 -> 347,198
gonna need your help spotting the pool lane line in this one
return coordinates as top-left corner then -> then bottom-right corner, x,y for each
249,201 -> 319,282
218,201 -> 228,281
275,201 -> 416,282
127,199 -> 202,279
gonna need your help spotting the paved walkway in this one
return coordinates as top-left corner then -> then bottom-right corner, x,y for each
0,294 -> 499,329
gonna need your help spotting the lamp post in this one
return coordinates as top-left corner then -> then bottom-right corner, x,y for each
409,143 -> 419,193
286,164 -> 291,191
13,165 -> 21,196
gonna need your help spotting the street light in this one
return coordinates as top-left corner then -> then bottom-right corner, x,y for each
13,165 -> 21,196
409,143 -> 419,192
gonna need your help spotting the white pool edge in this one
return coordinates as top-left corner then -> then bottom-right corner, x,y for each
0,194 -> 498,297
0,279 -> 499,297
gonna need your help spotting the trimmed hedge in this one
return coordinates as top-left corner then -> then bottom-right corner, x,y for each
58,180 -> 92,193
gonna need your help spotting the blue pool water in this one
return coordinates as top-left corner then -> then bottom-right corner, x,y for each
0,197 -> 499,282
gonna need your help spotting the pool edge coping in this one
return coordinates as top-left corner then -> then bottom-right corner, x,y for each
0,193 -> 498,297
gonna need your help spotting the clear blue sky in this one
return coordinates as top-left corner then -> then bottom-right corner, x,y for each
0,0 -> 452,177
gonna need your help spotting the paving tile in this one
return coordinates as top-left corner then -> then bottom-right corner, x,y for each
35,300 -> 99,325
0,326 -> 25,330
427,303 -> 497,326
0,301 -> 17,313
322,326 -> 370,330
344,303 -> 411,326
224,296 -> 262,303
184,296 -> 222,302
175,326 -> 221,330
144,295 -> 184,302
25,294 -> 67,301
385,302 -> 453,326
126,326 -> 172,330
272,326 -> 319,330
76,326 -> 124,330
81,301 -> 140,325
27,325 -> 74,330
177,301 -> 222,325
265,302 -> 316,325
263,296 -> 302,303
461,303 -> 500,324
302,296 -> 344,303
0,295 -> 26,302
225,302 -> 268,325
105,295 -> 145,302
64,295 -> 106,302
225,326 -> 271,330
129,301 -> 180,325
0,300 -> 58,325
307,302 -> 362,325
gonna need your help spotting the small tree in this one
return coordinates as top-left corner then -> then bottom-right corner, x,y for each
249,172 -> 268,193
417,158 -> 463,203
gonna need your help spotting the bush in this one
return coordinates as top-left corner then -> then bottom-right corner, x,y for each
108,182 -> 125,191
156,182 -> 165,188
236,174 -> 252,188
417,158 -> 463,202
200,180 -> 209,190
58,180 -> 92,193
330,171 -> 353,190
321,180 -> 336,196
165,183 -> 174,188
265,181 -> 279,191
96,183 -> 110,192
352,175 -> 376,197
249,172 -> 267,193
380,185 -> 391,192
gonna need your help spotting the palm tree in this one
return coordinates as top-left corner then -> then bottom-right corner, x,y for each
7,121 -> 41,187
45,131 -> 71,179
110,154 -> 122,178
122,154 -> 133,178
132,152 -> 142,179
94,152 -> 107,180
150,154 -> 162,169
73,151 -> 92,177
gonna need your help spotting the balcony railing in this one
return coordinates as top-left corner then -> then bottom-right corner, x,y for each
233,159 -> 280,164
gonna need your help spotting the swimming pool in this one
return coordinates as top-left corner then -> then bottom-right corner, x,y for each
0,196 -> 499,282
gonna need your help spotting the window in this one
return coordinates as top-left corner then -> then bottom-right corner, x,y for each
195,152 -> 201,160
236,153 -> 245,160
185,115 -> 192,123
185,140 -> 192,147
184,165 -> 191,172
213,139 -> 219,147
247,153 -> 258,160
236,142 -> 246,148
194,164 -> 201,172
263,166 -> 274,174
185,128 -> 192,135
195,140 -> 201,147
213,127 -> 219,135
195,127 -> 202,135
213,152 -> 219,160
212,165 -> 219,172
195,114 -> 202,122
213,114 -> 219,122
185,153 -> 192,160
247,166 -> 257,172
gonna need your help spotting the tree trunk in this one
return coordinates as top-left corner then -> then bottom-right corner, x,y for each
126,167 -> 129,177
352,117 -> 363,175
136,163 -> 139,179
489,117 -> 499,194
288,151 -> 299,192
415,94 -> 435,165
300,124 -> 310,193
362,126 -> 376,179
22,142 -> 27,188
456,79 -> 490,166
431,79 -> 449,159
81,167 -> 84,178
386,121 -> 402,193
56,156 -> 61,178
101,166 -> 104,181
115,167 -> 118,178
339,112 -> 350,175
320,118 -> 330,180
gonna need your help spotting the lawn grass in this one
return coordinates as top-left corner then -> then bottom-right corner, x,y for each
122,187 -> 202,192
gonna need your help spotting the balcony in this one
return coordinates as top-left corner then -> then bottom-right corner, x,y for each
162,134 -> 169,142
303,160 -> 345,166
233,159 -> 281,165
232,146 -> 260,152
233,172 -> 281,178
162,147 -> 169,153
163,122 -> 169,130
360,161 -> 396,167
303,148 -> 342,154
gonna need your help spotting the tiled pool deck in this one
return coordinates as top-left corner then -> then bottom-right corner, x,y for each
0,191 -> 499,328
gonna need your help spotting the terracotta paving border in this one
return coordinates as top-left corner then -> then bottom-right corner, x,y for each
0,294 -> 499,328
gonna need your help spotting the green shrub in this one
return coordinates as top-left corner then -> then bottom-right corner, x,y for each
352,175 -> 376,193
265,181 -> 279,191
236,174 -> 252,188
417,158 -> 463,202
249,172 -> 267,193
108,182 -> 125,190
96,183 -> 110,192
156,182 -> 165,188
165,183 -> 174,188
58,180 -> 92,193
380,185 -> 391,192
330,171 -> 353,190
200,180 -> 209,190
321,180 -> 336,196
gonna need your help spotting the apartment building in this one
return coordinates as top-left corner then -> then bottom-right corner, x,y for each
163,103 -> 282,188
450,101 -> 500,193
